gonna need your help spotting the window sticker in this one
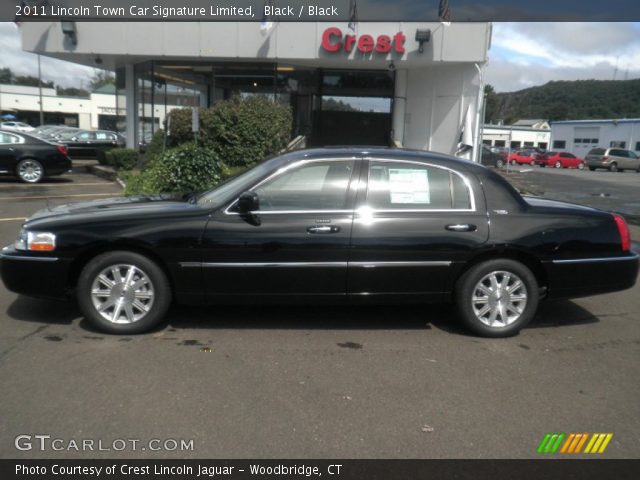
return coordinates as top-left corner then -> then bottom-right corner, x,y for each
388,168 -> 430,204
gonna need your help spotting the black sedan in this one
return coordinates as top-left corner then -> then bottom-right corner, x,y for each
1,148 -> 638,337
57,129 -> 125,158
0,130 -> 72,183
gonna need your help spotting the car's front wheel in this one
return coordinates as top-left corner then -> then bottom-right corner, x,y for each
455,259 -> 539,337
554,161 -> 562,168
16,158 -> 44,183
577,162 -> 585,170
77,251 -> 172,334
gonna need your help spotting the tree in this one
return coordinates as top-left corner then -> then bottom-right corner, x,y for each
89,70 -> 115,91
0,67 -> 14,84
13,75 -> 54,88
56,86 -> 90,97
483,84 -> 500,123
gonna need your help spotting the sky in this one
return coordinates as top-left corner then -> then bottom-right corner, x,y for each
1,22 -> 639,92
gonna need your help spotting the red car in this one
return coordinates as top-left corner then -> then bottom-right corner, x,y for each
543,151 -> 585,169
508,149 -> 547,166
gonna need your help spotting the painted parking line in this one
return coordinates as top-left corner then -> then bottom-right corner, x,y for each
0,217 -> 26,222
0,182 -> 117,188
0,193 -> 119,201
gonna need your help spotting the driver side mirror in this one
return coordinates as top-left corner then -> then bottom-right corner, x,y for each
237,191 -> 259,213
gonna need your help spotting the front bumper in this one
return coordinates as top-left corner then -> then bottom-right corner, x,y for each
0,246 -> 71,299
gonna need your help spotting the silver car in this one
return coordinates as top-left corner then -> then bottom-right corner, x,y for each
585,148 -> 640,172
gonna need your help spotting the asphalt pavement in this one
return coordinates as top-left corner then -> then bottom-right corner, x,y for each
0,167 -> 638,459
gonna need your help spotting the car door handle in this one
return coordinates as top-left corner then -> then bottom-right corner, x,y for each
307,225 -> 340,234
445,224 -> 477,232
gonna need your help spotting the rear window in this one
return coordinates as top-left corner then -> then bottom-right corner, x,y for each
587,148 -> 605,156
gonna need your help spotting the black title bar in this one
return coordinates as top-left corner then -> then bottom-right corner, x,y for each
6,0 -> 640,22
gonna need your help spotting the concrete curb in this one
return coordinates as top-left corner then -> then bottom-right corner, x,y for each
84,164 -> 119,183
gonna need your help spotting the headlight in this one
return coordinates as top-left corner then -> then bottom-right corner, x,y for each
14,230 -> 56,252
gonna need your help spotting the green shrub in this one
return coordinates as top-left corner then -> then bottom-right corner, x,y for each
142,129 -> 167,168
105,148 -> 139,171
166,96 -> 292,168
124,143 -> 227,196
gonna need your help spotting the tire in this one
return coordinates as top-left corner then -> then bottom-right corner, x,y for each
554,161 -> 562,168
455,259 -> 539,338
578,162 -> 585,170
496,159 -> 504,168
589,166 -> 596,171
609,162 -> 618,172
76,251 -> 172,334
530,160 -> 535,166
16,158 -> 44,183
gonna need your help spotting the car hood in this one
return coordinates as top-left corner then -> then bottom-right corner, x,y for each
25,194 -> 200,226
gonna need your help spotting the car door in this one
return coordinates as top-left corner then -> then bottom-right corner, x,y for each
628,150 -> 640,170
200,157 -> 361,300
347,158 -> 489,301
0,132 -> 20,173
68,131 -> 96,157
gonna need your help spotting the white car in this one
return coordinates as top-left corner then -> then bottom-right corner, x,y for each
0,121 -> 35,132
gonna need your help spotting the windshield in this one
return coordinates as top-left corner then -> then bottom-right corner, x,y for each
196,161 -> 275,208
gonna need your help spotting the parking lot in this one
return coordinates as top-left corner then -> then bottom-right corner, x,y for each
0,167 -> 639,459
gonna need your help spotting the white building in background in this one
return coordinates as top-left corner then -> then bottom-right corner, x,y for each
482,123 -> 551,150
18,21 -> 492,160
0,83 -> 184,136
550,119 -> 640,156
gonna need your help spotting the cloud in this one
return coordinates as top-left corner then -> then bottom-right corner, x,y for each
487,22 -> 640,91
0,22 -> 96,88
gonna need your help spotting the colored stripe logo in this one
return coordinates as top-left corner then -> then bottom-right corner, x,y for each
537,433 -> 613,454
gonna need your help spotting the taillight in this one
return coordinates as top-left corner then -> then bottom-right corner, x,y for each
602,156 -> 609,161
612,214 -> 631,252
56,145 -> 68,156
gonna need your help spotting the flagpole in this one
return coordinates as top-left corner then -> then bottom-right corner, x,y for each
38,54 -> 44,126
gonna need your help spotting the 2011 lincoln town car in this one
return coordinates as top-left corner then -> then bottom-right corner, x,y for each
1,148 -> 638,337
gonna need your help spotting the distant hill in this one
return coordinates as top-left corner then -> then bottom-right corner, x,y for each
485,79 -> 640,124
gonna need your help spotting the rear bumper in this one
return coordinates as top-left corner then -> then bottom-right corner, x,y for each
0,246 -> 71,299
544,254 -> 639,299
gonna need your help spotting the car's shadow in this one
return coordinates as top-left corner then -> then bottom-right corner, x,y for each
6,296 -> 599,337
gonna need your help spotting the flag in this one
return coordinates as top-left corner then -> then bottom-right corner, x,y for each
348,0 -> 358,31
438,0 -> 451,24
456,106 -> 474,159
260,0 -> 274,33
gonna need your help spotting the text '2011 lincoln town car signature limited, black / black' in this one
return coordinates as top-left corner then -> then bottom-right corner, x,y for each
1,148 -> 638,337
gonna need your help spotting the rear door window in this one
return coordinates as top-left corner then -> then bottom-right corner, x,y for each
367,161 -> 472,210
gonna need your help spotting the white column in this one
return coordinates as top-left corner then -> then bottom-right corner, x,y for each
392,69 -> 408,147
125,64 -> 138,149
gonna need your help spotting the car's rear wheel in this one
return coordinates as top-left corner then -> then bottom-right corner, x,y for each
610,162 -> 618,172
455,259 -> 539,338
496,159 -> 504,168
77,251 -> 172,334
511,160 -> 517,165
554,161 -> 562,168
16,158 -> 44,183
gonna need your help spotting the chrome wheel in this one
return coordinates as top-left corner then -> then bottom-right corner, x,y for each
90,264 -> 155,324
554,161 -> 562,168
17,159 -> 43,183
471,270 -> 528,328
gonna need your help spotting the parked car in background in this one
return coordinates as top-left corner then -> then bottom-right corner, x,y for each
0,130 -> 71,183
508,149 -> 547,166
1,121 -> 35,133
34,126 -> 80,141
1,148 -> 637,338
585,148 -> 640,172
543,151 -> 585,169
481,145 -> 505,168
57,129 -> 125,158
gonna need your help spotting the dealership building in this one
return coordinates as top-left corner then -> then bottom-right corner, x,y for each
19,21 -> 491,159
550,119 -> 640,156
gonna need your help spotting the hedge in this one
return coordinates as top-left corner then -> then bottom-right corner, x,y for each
166,96 -> 292,168
124,143 -> 227,196
104,148 -> 139,171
